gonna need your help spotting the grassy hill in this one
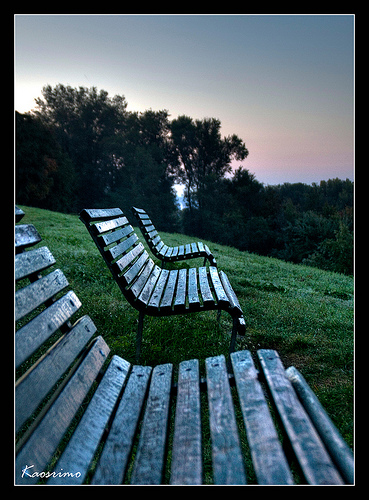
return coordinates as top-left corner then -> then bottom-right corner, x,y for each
17,205 -> 354,452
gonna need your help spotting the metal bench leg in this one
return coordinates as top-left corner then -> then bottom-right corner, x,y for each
227,317 -> 238,371
136,311 -> 145,362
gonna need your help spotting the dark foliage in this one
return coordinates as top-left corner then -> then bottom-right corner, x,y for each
16,84 -> 353,274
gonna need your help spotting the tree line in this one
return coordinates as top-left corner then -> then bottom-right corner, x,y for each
16,84 -> 353,274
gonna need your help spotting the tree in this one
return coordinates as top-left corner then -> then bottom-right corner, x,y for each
170,115 -> 248,235
16,111 -> 76,211
106,109 -> 178,231
33,84 -> 128,209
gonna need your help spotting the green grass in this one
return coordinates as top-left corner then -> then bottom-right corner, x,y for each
17,205 -> 354,454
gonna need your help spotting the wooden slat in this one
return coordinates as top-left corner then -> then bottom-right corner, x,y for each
113,242 -> 144,274
170,359 -> 202,485
15,224 -> 42,250
108,234 -> 138,260
165,246 -> 173,258
174,268 -> 187,311
197,241 -> 205,253
16,315 -> 96,431
93,216 -> 128,235
15,246 -> 56,281
15,269 -> 69,321
231,351 -> 294,485
129,258 -> 155,300
138,264 -> 161,306
155,240 -> 164,253
92,365 -> 152,485
130,363 -> 173,485
15,206 -> 25,222
198,267 -> 215,307
15,291 -> 82,368
79,208 -> 123,222
205,355 -> 246,485
208,266 -> 229,307
47,356 -> 130,485
219,270 -> 242,313
160,270 -> 178,311
286,366 -> 354,484
131,207 -> 146,215
171,246 -> 179,258
258,350 -> 344,485
187,268 -> 200,309
123,250 -> 149,286
16,336 -> 110,484
158,244 -> 169,257
148,268 -> 169,309
101,224 -> 134,247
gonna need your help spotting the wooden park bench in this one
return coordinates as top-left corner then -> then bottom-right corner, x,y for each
132,206 -> 217,267
80,208 -> 245,361
15,208 -> 354,485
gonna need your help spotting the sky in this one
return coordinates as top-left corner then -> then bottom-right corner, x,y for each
14,14 -> 354,186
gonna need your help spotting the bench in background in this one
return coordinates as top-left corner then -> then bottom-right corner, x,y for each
132,206 -> 217,267
80,208 -> 245,361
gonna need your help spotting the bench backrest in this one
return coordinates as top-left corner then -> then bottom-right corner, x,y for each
15,217 -> 110,479
80,208 -> 161,308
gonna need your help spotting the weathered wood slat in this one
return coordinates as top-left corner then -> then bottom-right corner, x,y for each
170,359 -> 202,485
113,242 -> 144,275
129,258 -> 155,300
187,267 -> 200,308
206,355 -> 246,485
198,266 -> 215,307
108,234 -> 138,260
220,270 -> 242,313
138,264 -> 161,306
148,268 -> 169,309
15,205 -> 25,222
209,266 -> 229,307
15,224 -> 42,251
15,246 -> 56,281
16,315 -> 96,431
174,267 -> 187,310
15,269 -> 69,321
231,351 -> 294,485
155,240 -> 164,253
92,216 -> 127,235
258,349 -> 344,485
15,291 -> 82,368
101,224 -> 133,246
160,269 -> 178,311
123,250 -> 149,286
92,365 -> 152,485
286,366 -> 354,484
171,246 -> 179,257
47,355 -> 130,485
79,208 -> 124,222
130,363 -> 173,485
16,336 -> 110,484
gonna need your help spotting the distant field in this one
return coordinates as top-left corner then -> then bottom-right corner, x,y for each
17,205 -> 354,458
